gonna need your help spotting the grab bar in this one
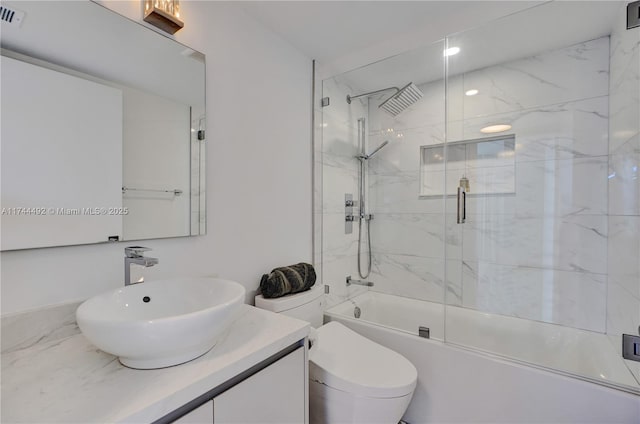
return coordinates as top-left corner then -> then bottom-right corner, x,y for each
122,187 -> 183,196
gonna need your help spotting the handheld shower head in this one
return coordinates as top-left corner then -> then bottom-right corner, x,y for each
356,140 -> 390,161
367,140 -> 389,159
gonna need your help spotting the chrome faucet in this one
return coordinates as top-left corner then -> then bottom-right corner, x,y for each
124,246 -> 158,286
346,276 -> 374,287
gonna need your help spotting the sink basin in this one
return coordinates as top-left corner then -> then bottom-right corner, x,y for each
76,277 -> 245,369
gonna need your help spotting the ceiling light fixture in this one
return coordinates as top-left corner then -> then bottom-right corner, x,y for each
444,47 -> 460,57
465,89 -> 479,96
480,124 -> 512,134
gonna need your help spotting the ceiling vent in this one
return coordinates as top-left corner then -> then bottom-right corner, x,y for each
0,5 -> 25,27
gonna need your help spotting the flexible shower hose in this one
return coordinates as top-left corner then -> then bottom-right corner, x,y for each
357,214 -> 372,279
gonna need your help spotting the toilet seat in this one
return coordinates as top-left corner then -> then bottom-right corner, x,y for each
309,321 -> 417,399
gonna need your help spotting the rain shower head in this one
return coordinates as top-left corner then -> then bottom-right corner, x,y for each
378,83 -> 423,116
346,82 -> 424,117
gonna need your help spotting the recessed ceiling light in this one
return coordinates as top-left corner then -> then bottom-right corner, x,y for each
480,124 -> 512,134
444,47 -> 460,57
465,89 -> 479,96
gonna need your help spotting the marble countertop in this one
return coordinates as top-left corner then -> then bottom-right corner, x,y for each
1,305 -> 309,423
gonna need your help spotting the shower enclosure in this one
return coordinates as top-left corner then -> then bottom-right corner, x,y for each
317,1 -> 640,394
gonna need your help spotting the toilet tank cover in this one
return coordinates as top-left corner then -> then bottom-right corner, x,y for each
309,321 -> 417,398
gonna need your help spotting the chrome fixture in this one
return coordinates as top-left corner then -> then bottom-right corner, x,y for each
124,246 -> 158,286
122,186 -> 183,196
457,177 -> 467,224
347,82 -> 424,117
353,118 -> 391,279
419,326 -> 431,339
346,275 -> 374,287
356,140 -> 389,161
345,193 -> 359,234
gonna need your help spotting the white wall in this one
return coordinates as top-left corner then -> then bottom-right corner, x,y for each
0,0 -> 312,314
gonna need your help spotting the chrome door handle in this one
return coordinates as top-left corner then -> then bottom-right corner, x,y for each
457,186 -> 466,224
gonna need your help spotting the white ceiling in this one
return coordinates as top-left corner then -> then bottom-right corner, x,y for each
241,1 -> 623,86
240,1 -> 541,63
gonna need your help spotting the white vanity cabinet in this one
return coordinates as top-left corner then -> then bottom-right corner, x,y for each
169,346 -> 307,424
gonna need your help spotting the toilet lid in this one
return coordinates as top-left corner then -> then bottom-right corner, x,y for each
309,321 -> 417,399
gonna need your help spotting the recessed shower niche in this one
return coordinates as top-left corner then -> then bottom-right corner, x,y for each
420,135 -> 516,197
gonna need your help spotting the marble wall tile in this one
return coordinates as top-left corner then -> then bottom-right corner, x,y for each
608,135 -> 640,216
462,261 -> 607,332
609,18 -> 640,153
322,213 -> 359,259
370,213 -> 462,260
462,214 -> 608,275
369,170 -> 426,214
369,253 -> 458,304
368,124 -> 445,175
608,216 -> 640,298
322,254 -> 369,309
607,279 -> 640,340
515,156 -> 608,217
450,97 -> 609,159
322,152 -> 359,214
458,37 -> 609,119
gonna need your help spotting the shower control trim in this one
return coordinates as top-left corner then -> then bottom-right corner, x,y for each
345,193 -> 355,234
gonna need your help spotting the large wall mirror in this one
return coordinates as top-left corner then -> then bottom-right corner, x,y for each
0,1 -> 206,250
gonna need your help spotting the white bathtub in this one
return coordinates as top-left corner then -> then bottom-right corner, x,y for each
325,291 -> 640,423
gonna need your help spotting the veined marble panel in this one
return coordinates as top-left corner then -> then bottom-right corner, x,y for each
369,170 -> 429,214
368,124 -> 445,176
321,78 -> 367,147
458,37 -> 609,119
370,213 -> 461,260
322,152 -> 359,214
515,156 -> 608,217
321,254 -> 369,309
322,213 -> 359,260
609,134 -> 640,216
606,279 -> 640,341
462,214 -> 608,275
369,253 -> 461,305
609,19 -> 639,153
462,261 -> 606,332
448,97 -> 609,163
608,215 -> 640,299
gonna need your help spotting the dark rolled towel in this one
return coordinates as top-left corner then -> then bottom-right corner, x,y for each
260,262 -> 316,299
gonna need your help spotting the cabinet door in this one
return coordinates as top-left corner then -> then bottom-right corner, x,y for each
214,348 -> 305,424
174,400 -> 213,423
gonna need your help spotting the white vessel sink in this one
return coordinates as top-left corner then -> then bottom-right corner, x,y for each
76,277 -> 245,369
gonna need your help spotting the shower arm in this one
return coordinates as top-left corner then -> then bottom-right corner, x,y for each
347,86 -> 399,104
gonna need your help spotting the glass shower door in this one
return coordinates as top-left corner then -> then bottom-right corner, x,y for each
443,1 -> 640,392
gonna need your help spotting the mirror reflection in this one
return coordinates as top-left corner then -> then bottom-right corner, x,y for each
0,1 -> 206,250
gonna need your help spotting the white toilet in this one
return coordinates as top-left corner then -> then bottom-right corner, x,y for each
255,286 -> 417,424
